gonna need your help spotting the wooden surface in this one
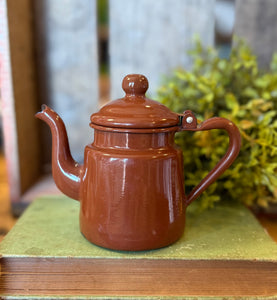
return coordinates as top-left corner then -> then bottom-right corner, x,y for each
6,0 -> 42,195
234,0 -> 277,69
257,215 -> 277,243
109,0 -> 215,99
0,154 -> 16,242
0,0 -> 21,204
34,0 -> 99,163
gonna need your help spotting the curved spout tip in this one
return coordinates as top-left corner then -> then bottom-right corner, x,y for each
34,103 -> 82,200
40,104 -> 48,111
35,104 -> 49,119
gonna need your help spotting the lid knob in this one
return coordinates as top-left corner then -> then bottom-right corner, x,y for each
122,74 -> 148,96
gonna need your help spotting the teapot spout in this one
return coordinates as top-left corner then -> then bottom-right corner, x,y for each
36,105 -> 82,200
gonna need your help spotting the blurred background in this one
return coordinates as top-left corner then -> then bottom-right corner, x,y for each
0,0 -> 277,240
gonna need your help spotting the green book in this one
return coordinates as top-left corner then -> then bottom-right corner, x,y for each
1,196 -> 277,299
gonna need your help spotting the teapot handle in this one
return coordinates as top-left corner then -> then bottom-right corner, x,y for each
180,111 -> 241,206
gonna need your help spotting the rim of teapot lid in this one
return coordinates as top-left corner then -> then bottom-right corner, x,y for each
90,74 -> 179,129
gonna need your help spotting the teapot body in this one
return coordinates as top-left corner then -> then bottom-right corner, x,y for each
36,74 -> 241,252
80,127 -> 186,250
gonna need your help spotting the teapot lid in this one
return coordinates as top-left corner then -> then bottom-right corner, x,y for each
90,74 -> 179,129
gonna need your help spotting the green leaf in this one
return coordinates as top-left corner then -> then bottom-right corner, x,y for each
157,38 -> 277,209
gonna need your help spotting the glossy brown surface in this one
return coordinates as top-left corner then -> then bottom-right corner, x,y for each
35,106 -> 83,201
179,112 -> 241,205
36,74 -> 241,251
80,129 -> 186,250
90,74 -> 179,128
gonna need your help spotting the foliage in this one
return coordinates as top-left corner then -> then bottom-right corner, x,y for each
157,39 -> 277,210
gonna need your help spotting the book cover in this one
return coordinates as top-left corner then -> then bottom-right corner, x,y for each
1,196 -> 277,299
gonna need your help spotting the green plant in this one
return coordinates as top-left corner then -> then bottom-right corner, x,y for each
157,39 -> 277,210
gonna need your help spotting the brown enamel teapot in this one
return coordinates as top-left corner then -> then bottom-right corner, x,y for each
36,74 -> 241,251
